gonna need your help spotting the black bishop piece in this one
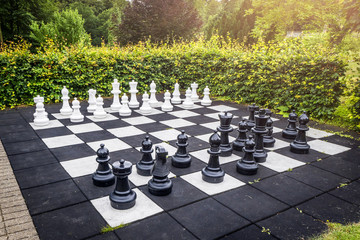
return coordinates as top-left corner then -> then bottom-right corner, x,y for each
109,159 -> 137,210
246,103 -> 259,130
148,146 -> 173,196
263,109 -> 276,148
252,109 -> 268,163
232,118 -> 248,152
282,110 -> 298,139
171,130 -> 192,168
290,111 -> 310,154
217,111 -> 233,157
236,135 -> 258,175
202,131 -> 225,183
136,136 -> 154,176
92,144 -> 115,187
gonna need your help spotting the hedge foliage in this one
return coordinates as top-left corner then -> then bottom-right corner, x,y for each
0,36 -> 349,122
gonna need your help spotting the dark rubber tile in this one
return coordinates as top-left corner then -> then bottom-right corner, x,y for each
322,135 -> 360,149
50,143 -> 94,162
119,134 -> 162,148
95,119 -> 130,129
3,139 -> 47,155
175,124 -> 214,136
8,149 -> 57,170
334,147 -> 360,164
87,232 -> 120,240
110,148 -> 143,165
220,224 -> 277,240
0,117 -> 27,126
0,124 -> 32,135
168,136 -> 208,152
329,180 -> 360,206
183,115 -> 216,125
311,156 -> 360,180
0,130 -> 38,143
36,126 -> 73,138
77,130 -> 115,143
167,157 -> 207,177
274,147 -> 329,163
136,122 -> 169,133
146,112 -> 178,122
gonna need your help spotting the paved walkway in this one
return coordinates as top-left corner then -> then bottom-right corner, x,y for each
0,140 -> 39,240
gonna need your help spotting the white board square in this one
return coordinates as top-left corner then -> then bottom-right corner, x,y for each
308,140 -> 351,155
149,129 -> 181,142
204,113 -> 239,120
52,113 -> 71,120
200,121 -> 237,131
181,172 -> 245,195
134,108 -> 164,116
87,139 -> 132,152
168,110 -> 200,118
30,120 -> 64,130
129,165 -> 175,186
264,138 -> 289,151
136,142 -> 178,159
67,123 -> 103,134
160,119 -> 196,128
259,152 -> 305,172
60,156 -> 97,178
91,188 -> 163,227
189,149 -> 240,164
122,116 -> 156,126
107,126 -> 145,138
176,104 -> 204,110
207,105 -> 238,112
307,128 -> 334,139
42,134 -> 84,149
195,133 -> 235,143
86,114 -> 119,122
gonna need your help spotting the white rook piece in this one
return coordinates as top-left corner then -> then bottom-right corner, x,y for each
119,93 -> 132,117
139,91 -> 152,114
171,82 -> 181,104
70,97 -> 84,122
87,89 -> 97,113
34,101 -> 49,126
201,86 -> 212,106
93,95 -> 107,118
60,86 -> 73,116
182,88 -> 194,109
110,79 -> 121,111
149,81 -> 160,108
161,90 -> 173,112
129,80 -> 140,108
190,82 -> 199,102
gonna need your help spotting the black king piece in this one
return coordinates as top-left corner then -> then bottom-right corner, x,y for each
217,111 -> 233,157
290,111 -> 310,154
136,136 -> 154,176
252,109 -> 268,163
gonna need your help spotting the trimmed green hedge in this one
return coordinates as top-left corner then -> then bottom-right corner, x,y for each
0,37 -> 347,121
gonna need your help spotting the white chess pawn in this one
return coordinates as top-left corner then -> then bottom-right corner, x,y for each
87,89 -> 97,113
93,95 -> 107,118
34,101 -> 49,126
190,82 -> 199,102
149,81 -> 160,108
139,91 -> 152,114
171,82 -> 181,104
70,98 -> 84,122
128,80 -> 140,108
110,79 -> 121,111
161,90 -> 173,112
182,88 -> 194,109
201,86 -> 212,106
119,93 -> 132,117
33,95 -> 47,118
60,86 -> 73,116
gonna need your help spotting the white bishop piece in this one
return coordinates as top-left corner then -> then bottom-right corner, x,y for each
182,88 -> 194,109
110,79 -> 121,111
119,93 -> 132,117
87,89 -> 97,113
93,95 -> 107,118
33,95 -> 47,118
128,80 -> 140,108
70,98 -> 84,122
201,86 -> 212,106
34,101 -> 49,126
139,91 -> 152,114
191,82 -> 199,102
149,81 -> 160,108
171,82 -> 181,104
161,90 -> 173,112
60,86 -> 73,116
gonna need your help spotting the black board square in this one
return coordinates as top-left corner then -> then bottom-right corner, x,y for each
22,179 -> 86,215
168,157 -> 207,176
77,130 -> 116,143
135,122 -> 169,132
115,212 -> 196,240
176,124 -> 213,136
284,165 -> 349,192
334,147 -> 360,164
322,135 -> 360,149
14,163 -> 70,189
0,130 -> 38,144
189,107 -> 218,115
119,134 -> 162,148
0,110 -> 21,118
95,119 -> 130,129
0,117 -> 27,126
214,185 -> 289,222
50,143 -> 94,162
0,124 -> 32,135
257,208 -> 327,240
110,148 -> 143,165
183,115 -> 216,125
3,139 -> 47,156
168,136 -> 208,152
36,126 -> 73,138
274,147 -> 329,163
58,117 -> 93,126
87,232 -> 119,240
8,149 -> 57,170
297,193 -> 360,224
146,112 -> 178,122
252,174 -> 322,206
139,177 -> 207,211
169,198 -> 250,240
329,180 -> 360,206
220,224 -> 277,240
32,202 -> 107,240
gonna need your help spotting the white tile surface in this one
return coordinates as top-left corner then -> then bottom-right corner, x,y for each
200,122 -> 237,131
259,152 -> 305,172
87,138 -> 132,152
104,107 -> 120,113
42,134 -> 84,148
307,128 -> 334,139
160,119 -> 196,128
177,104 -> 203,110
67,123 -> 103,134
52,113 -> 71,120
129,165 -> 175,186
60,156 -> 97,178
30,120 -> 64,130
195,133 -> 235,143
168,110 -> 200,118
181,171 -> 245,195
272,126 -> 283,134
207,105 -> 238,112
189,148 -> 240,164
264,138 -> 289,151
204,113 -> 239,120
149,129 -> 181,142
135,142 -> 178,159
91,188 -> 163,227
86,114 -> 119,122
308,140 -> 351,155
107,126 -> 145,138
134,108 -> 164,115
122,116 -> 156,125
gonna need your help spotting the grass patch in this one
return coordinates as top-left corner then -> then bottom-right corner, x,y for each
312,222 -> 360,240
101,224 -> 128,233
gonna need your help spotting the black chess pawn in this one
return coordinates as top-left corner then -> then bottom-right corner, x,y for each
263,109 -> 276,148
252,109 -> 268,163
171,130 -> 192,168
290,111 -> 310,154
148,146 -> 173,196
232,118 -> 248,152
92,144 -> 115,187
282,110 -> 298,139
136,136 -> 154,176
236,135 -> 258,175
246,103 -> 259,130
217,111 -> 233,157
109,159 -> 137,210
202,131 -> 225,183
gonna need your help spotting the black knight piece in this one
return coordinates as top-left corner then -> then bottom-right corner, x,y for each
252,109 -> 268,163
202,131 -> 225,183
246,103 -> 259,130
232,118 -> 248,152
92,144 -> 115,187
109,159 -> 137,210
136,136 -> 154,176
236,135 -> 258,175
290,111 -> 311,154
148,146 -> 173,196
263,109 -> 276,148
282,110 -> 298,139
217,111 -> 233,157
171,130 -> 192,168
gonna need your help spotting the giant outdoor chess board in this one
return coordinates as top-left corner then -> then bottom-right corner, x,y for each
1,96 -> 360,240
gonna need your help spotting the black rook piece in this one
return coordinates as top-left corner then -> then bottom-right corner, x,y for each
246,103 -> 260,130
136,136 -> 154,176
202,131 -> 225,183
148,146 -> 173,196
109,159 -> 137,210
252,109 -> 268,163
236,135 -> 258,175
282,110 -> 298,139
263,109 -> 276,148
290,111 -> 310,154
232,118 -> 248,152
217,111 -> 233,157
171,130 -> 192,168
92,144 -> 115,187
